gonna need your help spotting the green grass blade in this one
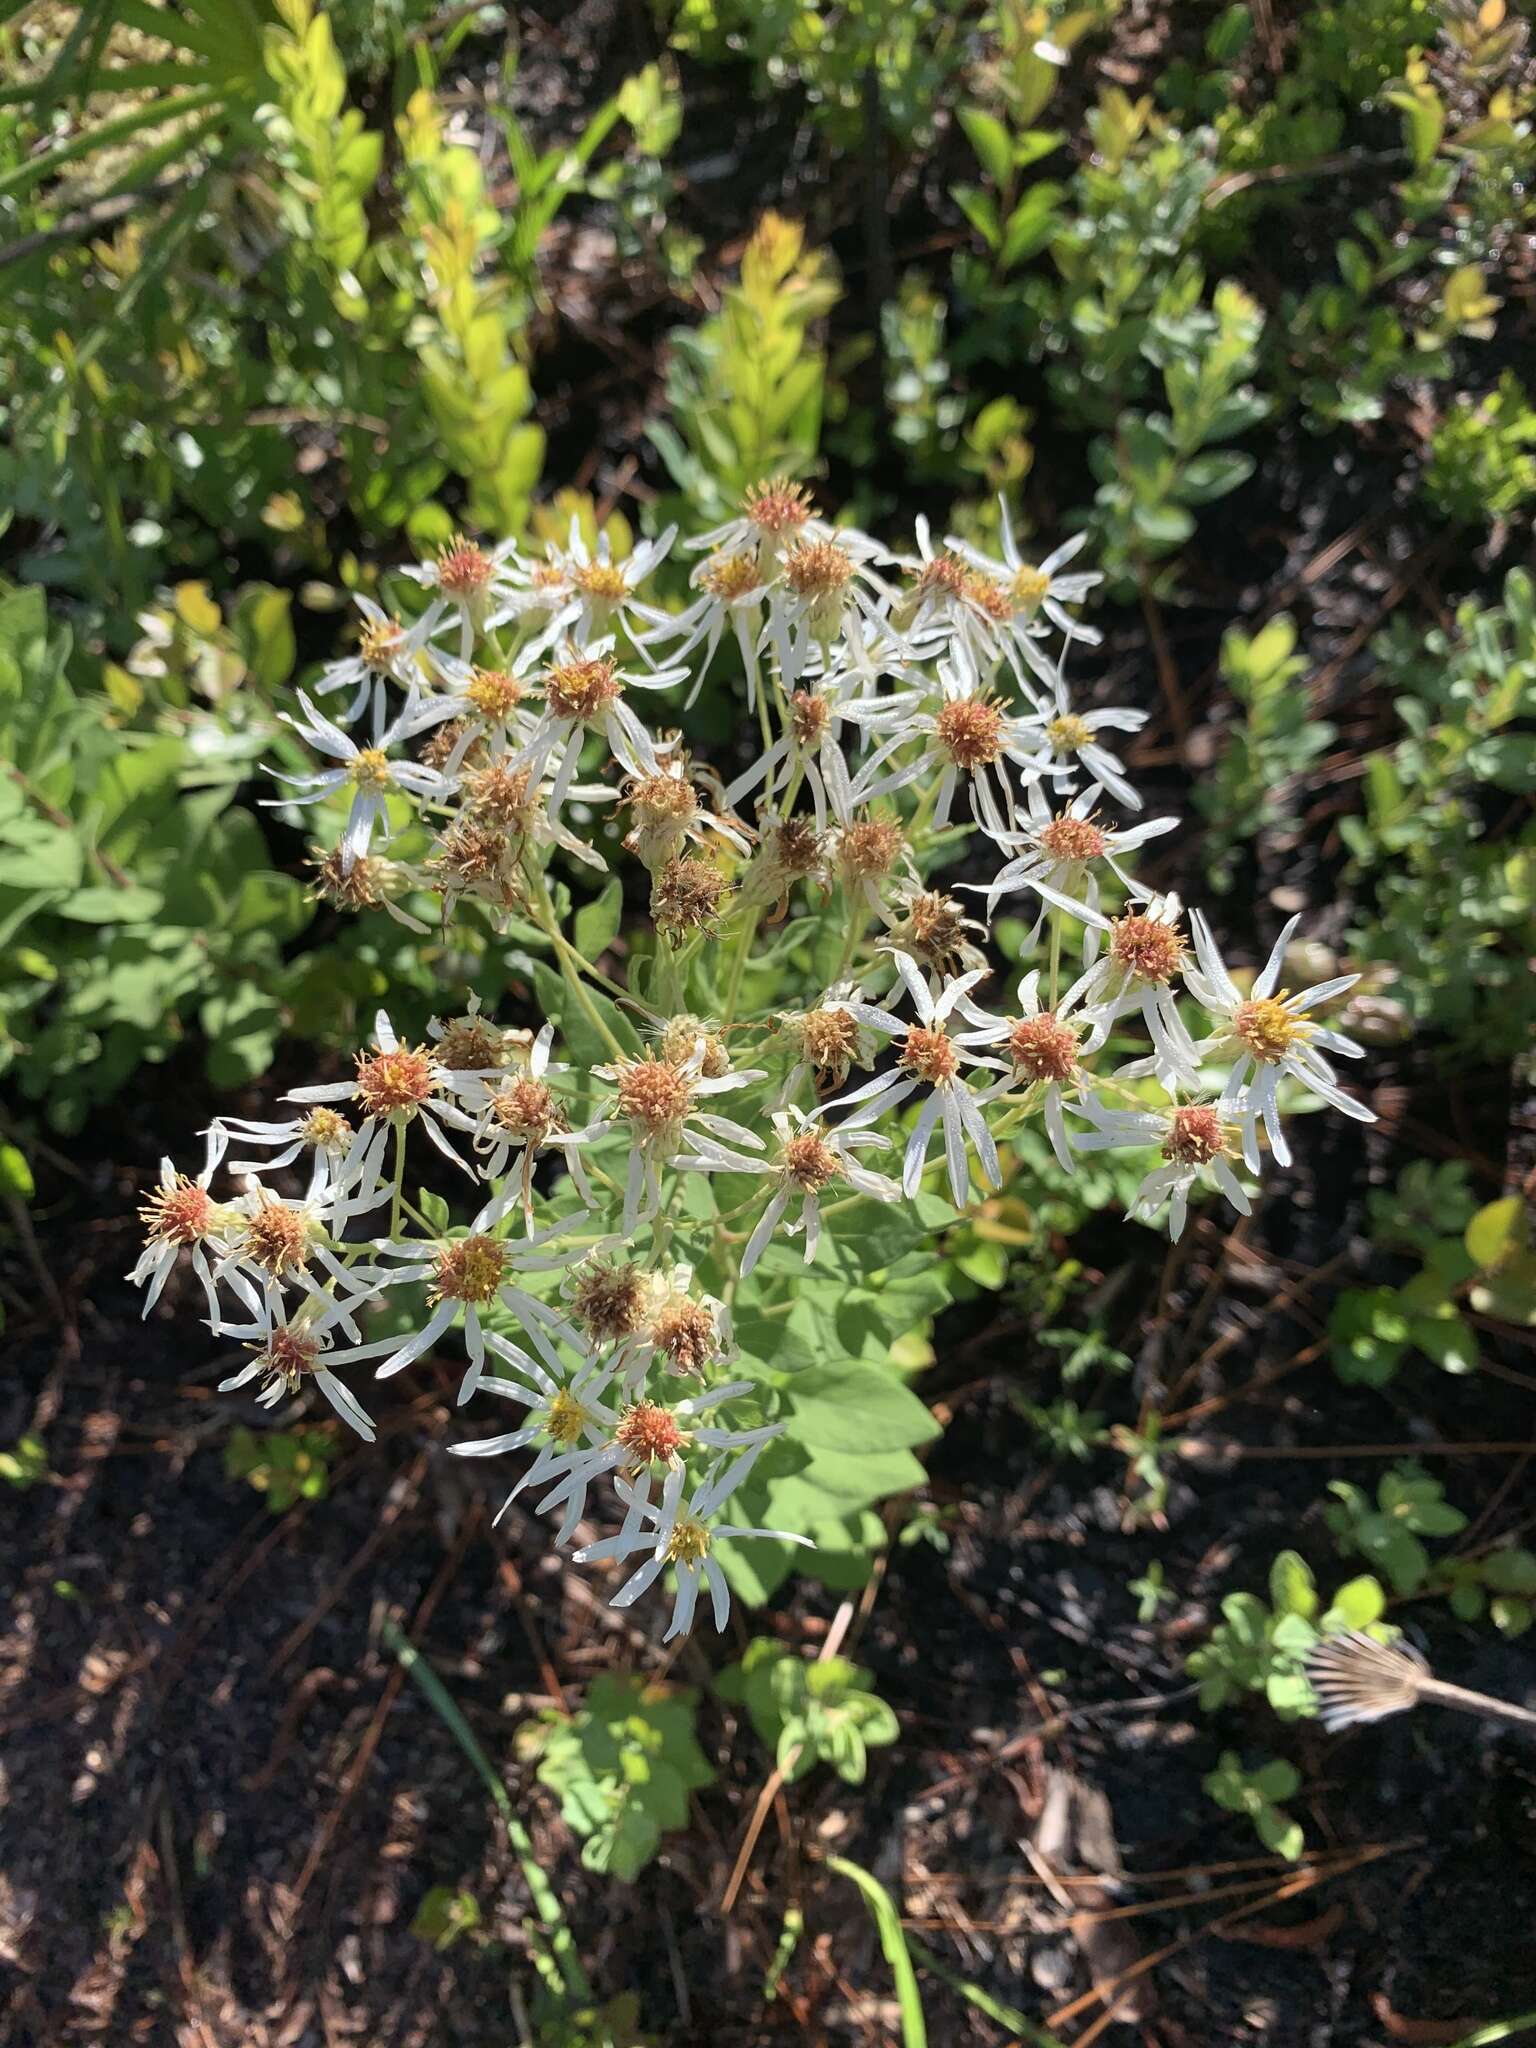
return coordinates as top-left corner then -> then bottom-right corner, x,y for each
1451,2021 -> 1536,2047
907,1935 -> 1066,2045
826,1854 -> 927,2048
380,1614 -> 592,2003
0,84 -> 225,202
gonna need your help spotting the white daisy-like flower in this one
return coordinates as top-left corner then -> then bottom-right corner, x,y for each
574,1447 -> 812,1640
888,516 -> 1013,678
948,503 -> 1102,680
311,594 -> 443,726
270,688 -> 458,874
1184,912 -> 1372,1170
129,1122 -> 231,1320
1037,687 -> 1148,812
529,1384 -> 784,1545
1070,894 -> 1201,1090
460,1025 -> 604,1226
962,780 -> 1177,948
509,639 -> 689,811
952,968 -> 1113,1173
448,1353 -> 624,1527
402,534 -> 521,659
677,1104 -> 900,1274
763,531 -> 894,689
724,677 -> 863,835
1071,1097 -> 1254,1241
845,665 -> 1046,841
214,1104 -> 356,1185
770,981 -> 902,1099
618,748 -> 752,871
359,1203 -> 591,1404
822,951 -> 1005,1208
214,1281 -> 384,1442
516,515 -> 678,654
686,475 -> 834,571
640,547 -> 772,705
209,1175 -> 363,1310
283,1009 -> 486,1200
588,1045 -> 765,1232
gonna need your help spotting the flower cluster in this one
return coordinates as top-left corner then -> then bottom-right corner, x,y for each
132,486 -> 1374,1639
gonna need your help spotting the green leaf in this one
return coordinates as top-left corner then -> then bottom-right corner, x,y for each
787,1362 -> 939,1455
0,1143 -> 34,1201
1467,1197 -> 1526,1272
573,876 -> 623,961
1268,1550 -> 1318,1620
826,1856 -> 927,2048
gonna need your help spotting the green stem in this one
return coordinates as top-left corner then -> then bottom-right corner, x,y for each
525,859 -> 626,1059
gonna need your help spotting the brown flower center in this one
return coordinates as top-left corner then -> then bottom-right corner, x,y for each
140,1175 -> 212,1246
570,1260 -> 646,1343
437,537 -> 493,597
1039,814 -> 1107,863
1110,913 -> 1184,985
651,1299 -> 718,1376
242,1198 -> 310,1276
431,1234 -> 506,1306
1008,1013 -> 1079,1083
355,1044 -> 437,1117
1163,1104 -> 1227,1166
836,818 -> 906,882
434,1018 -> 506,1072
783,538 -> 853,598
490,1076 -> 562,1142
545,655 -> 621,722
359,617 -> 405,669
935,697 -> 1006,770
616,1401 -> 688,1464
910,553 -> 971,602
614,1057 -> 694,1134
798,1006 -> 861,1077
742,478 -> 816,536
789,690 -> 832,746
782,1130 -> 841,1191
900,1024 -> 960,1086
627,770 -> 700,824
464,760 -> 535,828
652,853 -> 731,941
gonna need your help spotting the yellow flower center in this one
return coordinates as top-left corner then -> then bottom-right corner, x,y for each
350,747 -> 393,791
431,1234 -> 507,1306
359,617 -> 406,669
1047,714 -> 1092,754
1012,565 -> 1051,610
1233,995 -> 1305,1062
663,1516 -> 712,1567
545,1389 -> 591,1447
700,550 -> 762,600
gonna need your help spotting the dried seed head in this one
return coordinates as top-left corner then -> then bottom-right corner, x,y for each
436,537 -> 494,600
252,1323 -> 321,1392
1305,1630 -> 1428,1732
1008,1013 -> 1079,1083
1039,813 -> 1107,863
934,697 -> 1006,770
795,1005 -> 862,1081
242,1197 -> 311,1276
431,1233 -> 506,1306
300,1107 -> 353,1152
742,477 -> 817,537
1110,912 -> 1185,985
434,1015 -> 507,1073
836,817 -> 907,883
1012,564 -> 1051,611
658,1015 -> 730,1078
765,816 -> 826,879
650,1297 -> 720,1377
616,1400 -> 688,1466
1047,713 -> 1092,754
908,552 -> 971,604
465,667 -> 525,720
140,1174 -> 213,1246
900,1024 -> 960,1086
783,538 -> 853,600
419,720 -> 478,774
626,769 -> 701,825
571,559 -> 630,603
663,1515 -> 712,1566
700,550 -> 763,601
354,1042 -> 438,1117
359,615 -> 406,669
1162,1104 -> 1227,1166
892,889 -> 983,976
570,1258 -> 647,1343
310,843 -> 394,911
349,746 -> 393,792
464,759 -> 535,830
652,853 -> 731,942
545,654 -> 621,722
614,1056 -> 694,1135
432,817 -> 511,891
489,1075 -> 564,1143
782,1129 -> 842,1192
789,690 -> 832,747
1233,995 -> 1304,1062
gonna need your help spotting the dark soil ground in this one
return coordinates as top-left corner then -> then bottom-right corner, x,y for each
6,3 -> 1536,2044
